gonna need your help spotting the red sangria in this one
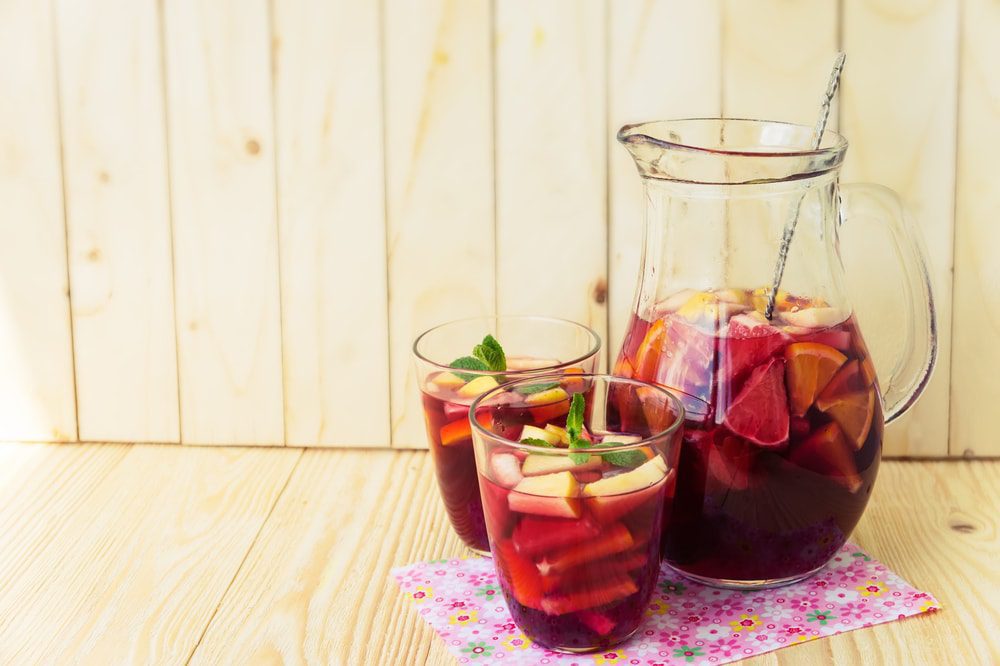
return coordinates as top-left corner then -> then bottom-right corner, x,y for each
413,317 -> 600,555
614,288 -> 883,587
471,374 -> 683,652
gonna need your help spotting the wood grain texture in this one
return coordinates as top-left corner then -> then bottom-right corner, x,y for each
55,0 -> 180,443
191,451 -> 997,665
0,444 -> 301,664
494,0 -> 608,367
0,0 -> 78,442
840,0 -> 959,457
189,449 -> 458,665
607,0 -> 722,358
384,0 -> 495,449
274,0 -> 390,447
163,0 -> 285,445
949,0 -> 1000,458
0,445 -> 996,664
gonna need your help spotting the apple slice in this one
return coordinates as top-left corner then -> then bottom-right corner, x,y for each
430,371 -> 466,389
536,523 -> 634,575
512,515 -> 600,556
519,424 -> 561,445
521,454 -> 602,477
586,471 -> 669,524
540,577 -> 638,616
782,307 -> 846,329
457,375 -> 500,398
490,453 -> 524,488
676,291 -> 719,323
544,424 -> 571,445
509,472 -> 581,518
583,456 -> 666,497
525,386 -> 569,405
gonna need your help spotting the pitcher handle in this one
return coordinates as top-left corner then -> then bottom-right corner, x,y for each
838,183 -> 938,424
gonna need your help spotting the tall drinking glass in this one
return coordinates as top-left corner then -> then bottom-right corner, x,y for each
413,316 -> 601,555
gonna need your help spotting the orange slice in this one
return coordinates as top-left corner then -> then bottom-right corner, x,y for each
816,388 -> 876,449
784,342 -> 847,416
633,319 -> 666,382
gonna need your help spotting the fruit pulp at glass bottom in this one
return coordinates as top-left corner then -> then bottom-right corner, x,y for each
613,289 -> 883,581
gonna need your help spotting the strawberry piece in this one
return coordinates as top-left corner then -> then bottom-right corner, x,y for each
537,523 -> 634,575
495,540 -> 544,610
578,609 -> 617,636
573,470 -> 603,484
789,422 -> 862,492
540,577 -> 639,616
512,516 -> 600,556
722,356 -> 789,448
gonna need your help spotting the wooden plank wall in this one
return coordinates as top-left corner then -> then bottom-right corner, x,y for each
0,0 -> 991,456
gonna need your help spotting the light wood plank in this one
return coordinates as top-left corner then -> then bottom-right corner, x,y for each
949,0 -> 1000,457
187,450 -> 998,665
274,0 -> 390,447
189,449 -> 458,665
0,0 -> 77,442
721,0 -> 840,126
840,0 -> 959,457
0,444 -> 301,664
163,0 -> 285,445
607,0 -> 722,358
384,0 -> 495,448
55,0 -> 180,443
494,0 -> 608,367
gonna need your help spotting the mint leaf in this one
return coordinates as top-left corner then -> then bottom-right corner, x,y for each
472,335 -> 506,372
514,381 -> 560,396
520,437 -> 555,448
565,393 -> 585,442
449,356 -> 489,382
592,444 -> 647,468
569,451 -> 590,465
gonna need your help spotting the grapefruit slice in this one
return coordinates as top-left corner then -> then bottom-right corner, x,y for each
721,313 -> 790,386
722,356 -> 789,448
815,360 -> 877,448
789,422 -> 862,492
784,342 -> 847,416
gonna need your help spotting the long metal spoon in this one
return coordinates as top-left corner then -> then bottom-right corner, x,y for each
764,52 -> 847,320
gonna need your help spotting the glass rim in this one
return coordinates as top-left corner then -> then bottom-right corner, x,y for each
618,117 -> 849,160
412,315 -> 602,378
469,372 -> 686,455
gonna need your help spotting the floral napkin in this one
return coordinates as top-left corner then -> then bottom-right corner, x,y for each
392,543 -> 938,665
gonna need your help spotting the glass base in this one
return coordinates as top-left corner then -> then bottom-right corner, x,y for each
468,545 -> 492,558
543,626 -> 639,654
667,562 -> 826,590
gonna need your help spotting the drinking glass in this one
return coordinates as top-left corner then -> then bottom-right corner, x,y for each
470,373 -> 684,652
413,316 -> 601,555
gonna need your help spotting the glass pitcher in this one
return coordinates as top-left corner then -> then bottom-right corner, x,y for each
613,118 -> 936,588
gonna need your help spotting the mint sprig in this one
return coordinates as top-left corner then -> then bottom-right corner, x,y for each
566,394 -> 590,464
590,442 -> 647,468
473,335 -> 506,372
514,381 -> 560,396
449,335 -> 507,382
449,356 -> 490,382
520,437 -> 555,448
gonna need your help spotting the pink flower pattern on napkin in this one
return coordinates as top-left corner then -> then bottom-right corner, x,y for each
392,543 -> 939,665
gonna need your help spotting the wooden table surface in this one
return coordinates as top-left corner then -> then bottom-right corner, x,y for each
0,443 -> 996,665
